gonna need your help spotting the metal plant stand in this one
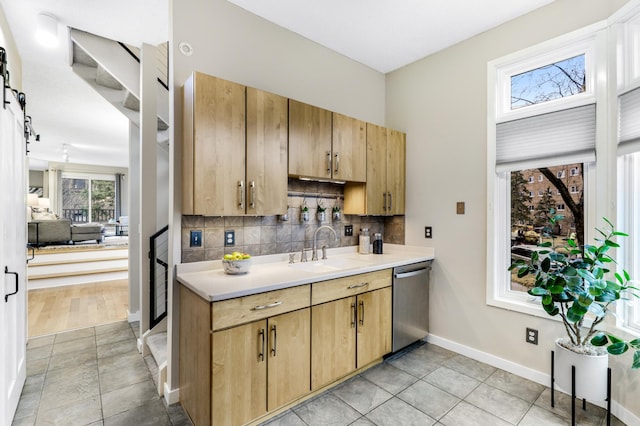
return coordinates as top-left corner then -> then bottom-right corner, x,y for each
551,351 -> 612,426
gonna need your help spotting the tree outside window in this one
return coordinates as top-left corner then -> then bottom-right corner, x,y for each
510,163 -> 584,292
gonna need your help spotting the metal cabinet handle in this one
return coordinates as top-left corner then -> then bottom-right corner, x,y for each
388,192 -> 393,211
258,328 -> 265,362
334,152 -> 339,174
351,302 -> 356,328
27,246 -> 35,263
326,151 -> 332,174
347,282 -> 368,290
249,181 -> 256,209
238,180 -> 245,209
359,300 -> 364,326
383,192 -> 387,211
4,266 -> 18,302
252,301 -> 283,311
271,324 -> 277,356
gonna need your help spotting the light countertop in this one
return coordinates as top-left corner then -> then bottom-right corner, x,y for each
176,244 -> 435,302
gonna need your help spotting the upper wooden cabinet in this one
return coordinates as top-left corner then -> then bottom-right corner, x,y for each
182,72 -> 288,216
331,113 -> 366,182
344,123 -> 406,215
288,101 -> 367,182
183,72 -> 245,216
385,128 -> 406,215
246,87 -> 289,215
288,100 -> 332,179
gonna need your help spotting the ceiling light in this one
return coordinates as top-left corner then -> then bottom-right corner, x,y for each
35,13 -> 59,48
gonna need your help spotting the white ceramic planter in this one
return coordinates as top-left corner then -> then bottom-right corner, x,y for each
554,339 -> 609,401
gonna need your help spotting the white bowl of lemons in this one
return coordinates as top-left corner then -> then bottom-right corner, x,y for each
222,252 -> 252,275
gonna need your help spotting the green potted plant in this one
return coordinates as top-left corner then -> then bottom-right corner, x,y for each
300,203 -> 309,222
510,215 -> 640,400
332,205 -> 341,222
316,200 -> 326,222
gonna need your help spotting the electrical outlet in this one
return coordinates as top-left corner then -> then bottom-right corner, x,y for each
344,225 -> 353,236
225,230 -> 235,246
526,328 -> 538,345
425,226 -> 432,238
457,202 -> 465,215
190,230 -> 202,247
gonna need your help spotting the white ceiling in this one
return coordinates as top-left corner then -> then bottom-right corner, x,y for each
0,0 -> 553,170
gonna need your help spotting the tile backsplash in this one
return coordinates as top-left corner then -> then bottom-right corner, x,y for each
181,180 -> 405,263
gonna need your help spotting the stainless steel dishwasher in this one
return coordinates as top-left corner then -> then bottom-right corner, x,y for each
392,260 -> 432,352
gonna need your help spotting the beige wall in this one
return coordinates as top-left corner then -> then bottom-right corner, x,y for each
168,0 -> 387,396
0,2 -> 21,90
386,0 -> 637,419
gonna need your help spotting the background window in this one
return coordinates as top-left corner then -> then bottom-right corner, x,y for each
510,54 -> 586,110
62,175 -> 115,224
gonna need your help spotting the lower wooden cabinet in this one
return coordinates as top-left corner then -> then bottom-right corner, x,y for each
211,308 -> 311,426
311,287 -> 392,390
179,270 -> 392,426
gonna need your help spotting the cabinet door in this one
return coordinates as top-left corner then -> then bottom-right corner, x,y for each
386,129 -> 406,215
366,123 -> 388,215
211,321 -> 267,426
267,308 -> 311,410
357,287 -> 392,367
246,88 -> 289,215
332,113 -> 366,182
191,72 -> 246,215
289,100 -> 332,179
311,297 -> 357,390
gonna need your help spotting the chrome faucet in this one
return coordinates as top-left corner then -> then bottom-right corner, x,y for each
312,225 -> 338,261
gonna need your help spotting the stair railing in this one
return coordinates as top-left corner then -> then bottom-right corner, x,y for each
118,42 -> 169,90
149,225 -> 169,328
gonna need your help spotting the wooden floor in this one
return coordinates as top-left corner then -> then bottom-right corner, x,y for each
28,279 -> 129,337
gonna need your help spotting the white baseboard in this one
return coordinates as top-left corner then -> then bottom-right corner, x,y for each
127,310 -> 141,322
164,383 -> 180,405
426,334 -> 640,425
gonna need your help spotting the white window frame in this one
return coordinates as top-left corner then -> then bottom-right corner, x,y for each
618,153 -> 640,332
538,175 -> 544,182
487,23 -> 604,317
614,2 -> 640,333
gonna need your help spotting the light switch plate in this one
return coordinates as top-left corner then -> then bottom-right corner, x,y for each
456,202 -> 465,215
190,230 -> 202,247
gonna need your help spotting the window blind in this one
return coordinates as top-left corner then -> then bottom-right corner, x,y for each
618,86 -> 640,155
496,104 -> 596,172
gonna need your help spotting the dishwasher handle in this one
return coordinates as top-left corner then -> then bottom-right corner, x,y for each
394,267 -> 430,279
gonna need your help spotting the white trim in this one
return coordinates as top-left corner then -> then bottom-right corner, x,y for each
61,172 -> 116,182
493,21 -> 605,121
487,21 -> 602,317
425,334 -> 640,425
163,383 -> 180,405
127,309 -> 141,322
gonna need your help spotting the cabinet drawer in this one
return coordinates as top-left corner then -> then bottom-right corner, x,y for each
312,269 -> 391,305
212,285 -> 310,331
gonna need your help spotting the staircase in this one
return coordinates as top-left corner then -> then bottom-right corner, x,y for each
69,29 -> 170,143
68,29 -> 170,394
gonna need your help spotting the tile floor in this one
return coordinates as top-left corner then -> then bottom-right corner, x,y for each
263,343 -> 625,426
14,321 -> 625,426
13,321 -> 191,426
